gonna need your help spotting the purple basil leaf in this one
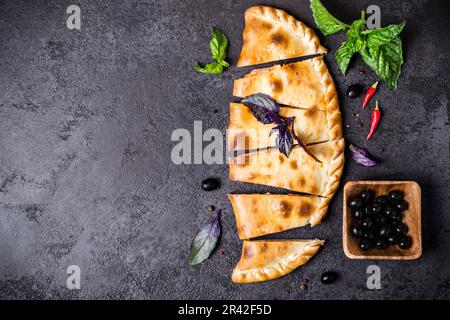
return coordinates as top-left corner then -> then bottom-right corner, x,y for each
290,119 -> 322,163
273,123 -> 293,158
349,144 -> 379,167
241,93 -> 281,124
187,209 -> 221,266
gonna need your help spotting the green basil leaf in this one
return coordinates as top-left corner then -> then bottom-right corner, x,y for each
335,37 -> 357,74
194,61 -> 223,74
187,210 -> 221,266
347,18 -> 367,39
310,0 -> 349,35
360,36 -> 404,90
210,27 -> 229,62
363,21 -> 406,47
218,59 -> 230,68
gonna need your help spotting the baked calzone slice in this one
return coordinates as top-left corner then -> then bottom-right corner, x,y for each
234,57 -> 338,112
237,6 -> 327,67
228,103 -> 334,152
229,139 -> 344,198
232,239 -> 324,283
228,194 -> 329,239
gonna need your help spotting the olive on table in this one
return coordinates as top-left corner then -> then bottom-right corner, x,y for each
321,271 -> 338,284
347,84 -> 361,99
201,178 -> 220,191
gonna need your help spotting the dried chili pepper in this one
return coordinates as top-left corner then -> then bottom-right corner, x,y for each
366,101 -> 381,141
362,81 -> 379,109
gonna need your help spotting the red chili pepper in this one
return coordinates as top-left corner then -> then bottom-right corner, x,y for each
366,101 -> 381,141
362,81 -> 379,109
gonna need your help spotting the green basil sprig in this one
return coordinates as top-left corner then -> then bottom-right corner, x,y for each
310,0 -> 406,90
195,27 -> 230,74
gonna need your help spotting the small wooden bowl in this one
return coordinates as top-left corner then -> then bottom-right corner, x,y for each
343,181 -> 422,260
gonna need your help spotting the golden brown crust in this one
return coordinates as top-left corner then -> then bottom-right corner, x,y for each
234,59 -> 325,111
229,139 -> 345,198
232,239 -> 324,283
227,103 -> 330,152
237,6 -> 327,67
309,139 -> 345,226
228,194 -> 323,239
310,57 -> 342,141
233,57 -> 342,142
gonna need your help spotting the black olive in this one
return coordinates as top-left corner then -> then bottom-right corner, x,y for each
387,234 -> 397,245
359,238 -> 372,251
321,271 -> 338,284
388,190 -> 403,201
378,225 -> 392,238
375,239 -> 387,250
374,214 -> 387,225
362,230 -> 375,240
360,190 -> 374,203
201,178 -> 220,191
375,195 -> 389,205
351,224 -> 364,238
361,217 -> 374,229
394,199 -> 409,212
351,208 -> 365,220
398,236 -> 412,249
370,203 -> 383,214
347,84 -> 361,98
364,204 -> 375,217
393,222 -> 408,235
390,211 -> 403,222
348,197 -> 363,209
383,205 -> 396,218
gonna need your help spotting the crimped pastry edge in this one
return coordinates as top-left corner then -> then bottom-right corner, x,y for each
231,239 -> 325,283
237,5 -> 328,67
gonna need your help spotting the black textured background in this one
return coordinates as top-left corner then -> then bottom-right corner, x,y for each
0,0 -> 449,299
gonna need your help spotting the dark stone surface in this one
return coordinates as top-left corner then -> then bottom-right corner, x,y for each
0,0 -> 449,299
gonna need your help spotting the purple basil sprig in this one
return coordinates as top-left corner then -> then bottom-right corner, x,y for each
241,93 -> 281,124
349,144 -> 378,167
187,209 -> 221,266
241,93 -> 320,162
270,119 -> 293,157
